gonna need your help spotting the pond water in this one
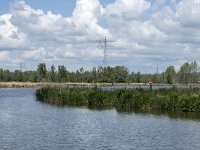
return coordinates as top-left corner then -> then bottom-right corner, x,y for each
0,88 -> 200,150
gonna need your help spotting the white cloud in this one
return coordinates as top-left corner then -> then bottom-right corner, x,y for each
0,13 -> 28,50
177,0 -> 200,27
55,44 -> 76,58
10,0 -> 110,44
0,51 -> 10,61
22,47 -> 46,60
104,0 -> 150,20
0,0 -> 200,72
151,0 -> 166,11
71,0 -> 111,39
80,48 -> 103,57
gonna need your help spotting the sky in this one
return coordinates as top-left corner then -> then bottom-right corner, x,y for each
0,0 -> 200,73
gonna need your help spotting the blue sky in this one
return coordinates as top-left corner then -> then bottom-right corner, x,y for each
0,0 -> 116,16
0,0 -> 200,72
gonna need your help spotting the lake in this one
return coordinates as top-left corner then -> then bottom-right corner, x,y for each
0,88 -> 200,150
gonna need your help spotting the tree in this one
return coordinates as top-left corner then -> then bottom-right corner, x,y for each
50,65 -> 56,82
97,66 -> 104,82
190,61 -> 198,83
0,68 -> 4,81
3,69 -> 12,81
37,63 -> 47,82
28,71 -> 37,82
13,70 -> 23,82
58,65 -> 67,82
165,66 -> 176,84
114,66 -> 129,82
178,62 -> 190,84
0,61 -> 199,84
79,67 -> 84,73
136,71 -> 142,83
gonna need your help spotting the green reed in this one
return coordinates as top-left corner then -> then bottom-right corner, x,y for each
36,87 -> 200,112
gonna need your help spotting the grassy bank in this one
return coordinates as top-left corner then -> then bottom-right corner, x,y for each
0,82 -> 146,88
0,82 -> 116,88
1,81 -> 200,89
36,87 -> 200,112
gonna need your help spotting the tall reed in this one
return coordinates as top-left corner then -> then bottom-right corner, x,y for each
36,87 -> 200,112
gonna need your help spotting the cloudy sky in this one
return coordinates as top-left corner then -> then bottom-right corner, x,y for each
0,0 -> 200,72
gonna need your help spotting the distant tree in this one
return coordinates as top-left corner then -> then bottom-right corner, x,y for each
92,67 -> 98,88
165,66 -> 176,84
49,65 -> 56,82
104,66 -> 115,83
114,66 -> 129,82
58,65 -> 67,82
97,66 -> 104,82
3,69 -> 12,81
74,67 -> 85,82
13,70 -> 23,82
28,71 -> 37,82
178,62 -> 190,84
136,71 -> 142,83
152,73 -> 158,83
37,63 -> 47,82
79,67 -> 84,73
0,61 -> 199,84
127,72 -> 135,83
190,61 -> 198,83
0,68 -> 4,81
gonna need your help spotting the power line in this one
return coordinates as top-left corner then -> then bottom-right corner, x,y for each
98,36 -> 114,66
19,63 -> 25,71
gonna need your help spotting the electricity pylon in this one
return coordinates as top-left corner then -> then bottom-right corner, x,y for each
98,36 -> 114,66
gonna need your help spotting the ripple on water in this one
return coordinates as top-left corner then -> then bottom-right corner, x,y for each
0,88 -> 200,150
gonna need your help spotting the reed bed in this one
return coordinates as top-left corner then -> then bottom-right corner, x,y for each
36,87 -> 200,112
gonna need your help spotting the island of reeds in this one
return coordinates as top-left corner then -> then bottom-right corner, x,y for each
36,87 -> 200,112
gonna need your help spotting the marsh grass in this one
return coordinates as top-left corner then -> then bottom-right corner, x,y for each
36,87 -> 200,112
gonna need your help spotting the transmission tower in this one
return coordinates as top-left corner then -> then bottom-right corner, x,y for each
19,63 -> 25,71
98,36 -> 114,66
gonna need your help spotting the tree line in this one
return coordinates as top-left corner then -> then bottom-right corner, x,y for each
0,61 -> 199,84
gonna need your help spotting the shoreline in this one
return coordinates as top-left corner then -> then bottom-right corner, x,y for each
0,82 -> 200,88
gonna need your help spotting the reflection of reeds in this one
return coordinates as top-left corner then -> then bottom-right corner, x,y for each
36,87 -> 200,112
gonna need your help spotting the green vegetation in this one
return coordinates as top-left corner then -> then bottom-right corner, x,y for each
0,61 -> 199,84
36,87 -> 200,112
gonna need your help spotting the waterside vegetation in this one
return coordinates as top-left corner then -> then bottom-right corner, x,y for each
0,61 -> 199,85
36,87 -> 200,112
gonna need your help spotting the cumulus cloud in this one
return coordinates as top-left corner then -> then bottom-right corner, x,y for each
0,13 -> 28,50
0,0 -> 200,72
151,0 -> 166,11
22,47 -> 47,60
55,44 -> 76,58
177,0 -> 200,27
104,0 -> 150,20
0,51 -> 10,61
151,1 -> 200,49
4,0 -> 111,69
10,0 -> 110,44
72,0 -> 110,39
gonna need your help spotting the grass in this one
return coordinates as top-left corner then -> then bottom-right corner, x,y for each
0,82 -> 144,88
36,87 -> 200,112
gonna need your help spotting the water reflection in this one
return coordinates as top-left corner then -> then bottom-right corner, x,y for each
1,88 -> 200,150
116,108 -> 200,121
39,102 -> 200,121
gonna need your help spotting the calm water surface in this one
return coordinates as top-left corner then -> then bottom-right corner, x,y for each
0,88 -> 200,150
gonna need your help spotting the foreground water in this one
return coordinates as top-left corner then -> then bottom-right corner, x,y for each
1,88 -> 200,150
